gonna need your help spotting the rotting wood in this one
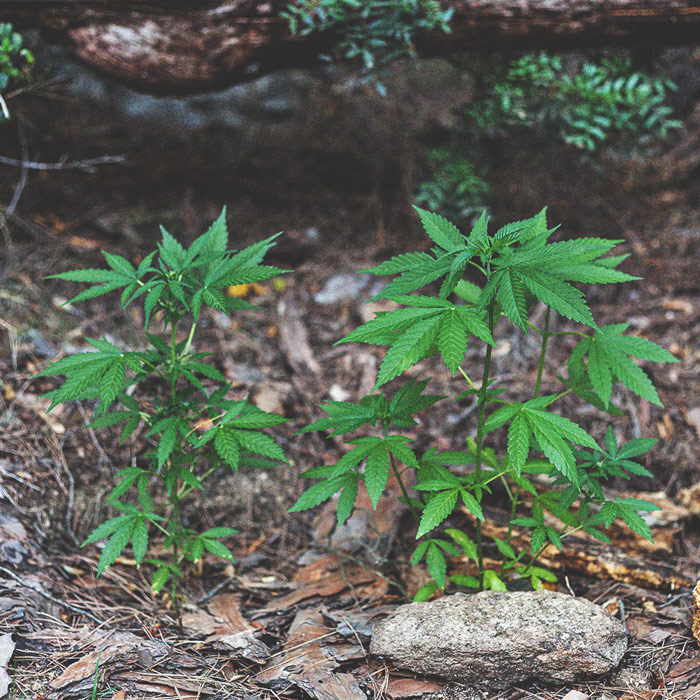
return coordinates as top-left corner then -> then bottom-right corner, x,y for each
5,1 -> 700,91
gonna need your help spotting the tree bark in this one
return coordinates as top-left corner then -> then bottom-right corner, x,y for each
8,1 -> 700,92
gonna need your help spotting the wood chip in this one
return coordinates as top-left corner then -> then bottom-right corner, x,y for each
385,677 -> 444,698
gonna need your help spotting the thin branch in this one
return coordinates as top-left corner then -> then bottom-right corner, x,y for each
0,153 -> 127,171
0,117 -> 29,271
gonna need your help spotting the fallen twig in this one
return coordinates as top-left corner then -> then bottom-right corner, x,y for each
0,565 -> 106,625
0,153 -> 127,170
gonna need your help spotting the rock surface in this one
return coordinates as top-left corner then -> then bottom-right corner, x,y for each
370,591 -> 627,690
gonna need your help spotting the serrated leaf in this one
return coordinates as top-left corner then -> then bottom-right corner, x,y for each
518,267 -> 595,327
157,424 -> 178,469
214,427 -> 240,471
437,310 -> 468,375
426,543 -> 447,589
88,410 -> 132,429
82,514 -> 131,545
497,268 -> 529,330
385,437 -> 419,469
97,519 -> 136,575
151,566 -> 171,593
417,489 -> 458,538
617,438 -> 657,460
132,518 -> 148,565
507,411 -> 530,474
203,539 -> 235,560
158,226 -> 187,269
414,206 -> 465,251
361,251 -> 434,276
336,475 -> 359,525
413,581 -> 438,601
103,251 -> 136,278
288,475 -> 347,512
530,424 -> 578,484
233,430 -> 287,462
375,314 -> 442,388
99,359 -> 126,407
524,408 -> 598,450
47,268 -> 121,284
364,443 -> 389,509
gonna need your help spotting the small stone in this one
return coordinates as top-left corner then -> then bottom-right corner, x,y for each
561,691 -> 589,700
370,591 -> 627,690
313,273 -> 371,305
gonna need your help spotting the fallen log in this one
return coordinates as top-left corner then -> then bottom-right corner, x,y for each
5,1 -> 700,91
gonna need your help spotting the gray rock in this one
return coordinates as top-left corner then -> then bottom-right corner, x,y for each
313,273 -> 371,305
370,591 -> 627,690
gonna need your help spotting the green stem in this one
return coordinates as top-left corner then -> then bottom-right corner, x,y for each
382,422 -> 419,524
177,467 -> 215,500
534,307 -> 550,398
473,304 -> 496,589
182,321 -> 198,358
520,524 -> 583,576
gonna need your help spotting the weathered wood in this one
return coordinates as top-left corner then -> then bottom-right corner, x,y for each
7,1 -> 700,91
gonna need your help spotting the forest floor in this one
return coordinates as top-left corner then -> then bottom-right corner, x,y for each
0,74 -> 699,700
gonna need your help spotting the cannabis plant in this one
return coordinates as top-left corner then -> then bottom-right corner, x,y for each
37,210 -> 289,610
292,206 -> 676,599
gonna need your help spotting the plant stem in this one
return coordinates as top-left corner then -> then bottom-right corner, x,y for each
170,322 -> 178,389
534,307 -> 550,398
473,304 -> 495,589
182,321 -> 198,357
382,422 -> 419,523
520,524 -> 583,576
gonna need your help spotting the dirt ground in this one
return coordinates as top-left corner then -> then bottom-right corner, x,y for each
0,61 -> 699,700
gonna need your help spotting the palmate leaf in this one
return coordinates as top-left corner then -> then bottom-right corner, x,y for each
576,324 -> 678,407
343,298 -> 494,388
517,267 -> 595,328
487,234 -> 637,330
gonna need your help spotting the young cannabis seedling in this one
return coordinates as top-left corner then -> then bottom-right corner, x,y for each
37,210 -> 289,611
293,206 -> 676,599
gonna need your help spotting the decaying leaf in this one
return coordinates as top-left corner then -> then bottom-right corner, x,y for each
182,593 -> 270,663
264,553 -> 388,609
385,677 -> 444,698
256,608 -> 366,700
